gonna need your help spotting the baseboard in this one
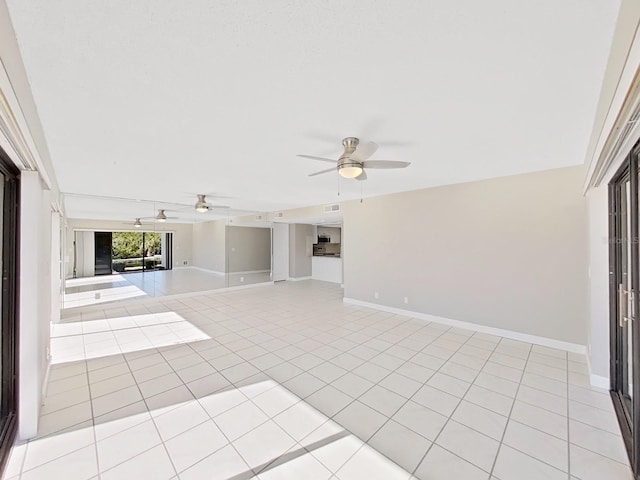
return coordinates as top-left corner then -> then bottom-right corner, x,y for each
343,297 -> 587,354
287,276 -> 312,282
589,374 -> 610,390
186,266 -> 225,275
229,269 -> 271,275
41,359 -> 52,401
586,353 -> 610,389
181,266 -> 270,276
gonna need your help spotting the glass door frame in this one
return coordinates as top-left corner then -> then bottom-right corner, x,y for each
610,148 -> 640,477
0,147 -> 19,474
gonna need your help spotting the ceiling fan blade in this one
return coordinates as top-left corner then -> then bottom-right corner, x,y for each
297,155 -> 336,164
355,170 -> 368,181
204,192 -> 233,199
351,142 -> 378,162
362,160 -> 411,169
207,205 -> 231,210
309,167 -> 336,177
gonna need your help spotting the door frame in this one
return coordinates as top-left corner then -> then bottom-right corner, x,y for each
610,147 -> 640,477
272,223 -> 289,282
0,147 -> 20,474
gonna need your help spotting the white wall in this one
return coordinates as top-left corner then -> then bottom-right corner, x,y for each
73,231 -> 95,278
1,1 -> 62,440
312,257 -> 342,283
50,212 -> 61,325
192,220 -> 226,273
289,224 -> 313,278
19,172 -> 52,439
273,222 -> 289,281
343,166 -> 589,347
582,0 -> 640,386
587,186 -> 610,381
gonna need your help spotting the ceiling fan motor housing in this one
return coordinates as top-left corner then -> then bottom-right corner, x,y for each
338,137 -> 362,170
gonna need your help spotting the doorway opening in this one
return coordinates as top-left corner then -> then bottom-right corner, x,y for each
111,231 -> 164,274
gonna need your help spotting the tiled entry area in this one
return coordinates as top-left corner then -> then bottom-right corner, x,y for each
5,281 -> 632,479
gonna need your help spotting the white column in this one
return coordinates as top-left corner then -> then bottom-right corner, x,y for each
587,187 -> 610,387
19,171 -> 51,439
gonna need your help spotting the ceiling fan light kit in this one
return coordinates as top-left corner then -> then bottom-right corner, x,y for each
338,164 -> 363,179
156,209 -> 167,222
299,136 -> 410,181
195,194 -> 209,212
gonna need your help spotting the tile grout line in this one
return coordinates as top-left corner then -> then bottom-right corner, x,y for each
264,313 -> 457,476
487,341 -> 533,478
47,284 -> 625,480
84,353 -> 103,480
244,311 -> 443,476
112,350 -> 181,479
566,351 -> 571,480
19,357 -> 95,478
409,332 -> 504,477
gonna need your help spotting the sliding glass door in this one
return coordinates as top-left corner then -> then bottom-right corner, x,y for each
610,148 -> 640,477
111,231 -> 162,273
0,148 -> 19,474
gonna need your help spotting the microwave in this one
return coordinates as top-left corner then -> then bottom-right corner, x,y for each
318,236 -> 330,243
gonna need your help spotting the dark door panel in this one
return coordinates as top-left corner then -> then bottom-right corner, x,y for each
0,146 -> 19,476
94,232 -> 112,276
610,146 -> 640,478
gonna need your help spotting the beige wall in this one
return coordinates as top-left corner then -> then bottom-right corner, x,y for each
289,223 -> 313,278
192,220 -> 226,273
226,226 -> 271,273
343,166 -> 589,345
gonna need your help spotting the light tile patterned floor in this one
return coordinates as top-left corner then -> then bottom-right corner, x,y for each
4,281 -> 633,479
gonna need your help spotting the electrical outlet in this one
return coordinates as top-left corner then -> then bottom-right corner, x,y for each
374,292 -> 379,299
240,276 -> 244,282
183,260 -> 187,265
94,292 -> 101,300
404,297 -> 409,304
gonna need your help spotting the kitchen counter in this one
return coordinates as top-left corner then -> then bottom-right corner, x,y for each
312,256 -> 342,284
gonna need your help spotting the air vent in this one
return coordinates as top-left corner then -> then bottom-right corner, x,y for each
323,204 -> 341,213
274,212 -> 284,219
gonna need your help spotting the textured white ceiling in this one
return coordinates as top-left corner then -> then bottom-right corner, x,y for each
6,0 -> 620,221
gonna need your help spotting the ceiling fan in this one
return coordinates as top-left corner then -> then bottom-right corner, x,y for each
140,209 -> 179,223
194,194 -> 231,213
122,218 -> 154,228
298,137 -> 411,181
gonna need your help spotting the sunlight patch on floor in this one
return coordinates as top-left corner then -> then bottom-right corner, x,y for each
50,312 -> 210,364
